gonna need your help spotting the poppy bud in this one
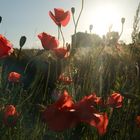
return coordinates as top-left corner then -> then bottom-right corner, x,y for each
121,17 -> 125,24
19,36 -> 26,48
71,7 -> 75,14
0,16 -> 2,23
89,24 -> 93,33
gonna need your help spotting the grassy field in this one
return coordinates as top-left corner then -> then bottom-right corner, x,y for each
0,44 -> 140,140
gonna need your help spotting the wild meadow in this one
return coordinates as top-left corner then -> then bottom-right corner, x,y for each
0,0 -> 140,140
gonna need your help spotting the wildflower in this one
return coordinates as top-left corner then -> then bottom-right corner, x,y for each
107,92 -> 124,108
58,74 -> 72,85
42,90 -> 78,131
74,95 -> 99,122
3,105 -> 19,126
0,34 -> 13,58
38,32 -> 59,50
73,94 -> 103,121
8,72 -> 21,83
53,47 -> 70,59
42,91 -> 108,135
88,93 -> 104,106
74,95 -> 108,135
90,113 -> 108,135
49,8 -> 70,27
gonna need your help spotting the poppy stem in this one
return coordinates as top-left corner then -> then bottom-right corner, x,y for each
17,46 -> 22,60
72,13 -> 76,34
59,27 -> 65,47
75,0 -> 84,33
58,26 -> 60,40
72,0 -> 84,51
119,23 -> 124,40
8,128 -> 12,140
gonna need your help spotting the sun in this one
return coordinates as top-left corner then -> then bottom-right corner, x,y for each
86,3 -> 122,36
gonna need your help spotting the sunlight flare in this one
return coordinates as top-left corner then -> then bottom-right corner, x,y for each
86,4 -> 122,35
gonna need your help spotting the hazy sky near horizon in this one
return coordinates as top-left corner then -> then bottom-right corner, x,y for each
0,0 -> 139,49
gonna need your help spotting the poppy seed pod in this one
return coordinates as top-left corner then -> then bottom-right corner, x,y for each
19,36 -> 27,48
121,17 -> 125,24
89,24 -> 93,33
0,16 -> 2,23
71,7 -> 75,14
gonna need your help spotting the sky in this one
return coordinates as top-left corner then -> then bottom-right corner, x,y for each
0,0 -> 139,49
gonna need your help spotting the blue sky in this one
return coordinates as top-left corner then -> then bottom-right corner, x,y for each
0,0 -> 139,49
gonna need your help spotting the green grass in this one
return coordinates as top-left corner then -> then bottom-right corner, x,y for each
0,45 -> 140,140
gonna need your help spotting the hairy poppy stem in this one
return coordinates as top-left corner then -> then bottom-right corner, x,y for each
8,128 -> 12,140
72,0 -> 84,51
43,61 -> 51,101
17,46 -> 22,60
58,26 -> 60,40
75,0 -> 84,33
119,23 -> 124,40
72,13 -> 76,34
59,27 -> 65,47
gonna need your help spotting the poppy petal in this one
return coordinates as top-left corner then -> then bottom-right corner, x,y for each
0,34 -> 13,58
49,11 -> 60,26
61,11 -> 70,27
38,32 -> 59,50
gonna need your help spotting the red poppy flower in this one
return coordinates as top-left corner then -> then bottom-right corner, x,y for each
42,90 -> 78,131
3,105 -> 19,126
74,95 -> 108,135
49,8 -> 70,27
8,72 -> 21,83
74,95 -> 98,122
53,47 -> 70,59
58,74 -> 73,85
89,113 -> 108,135
38,32 -> 59,50
0,34 -> 13,58
89,93 -> 104,106
136,115 -> 140,128
107,92 -> 124,108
